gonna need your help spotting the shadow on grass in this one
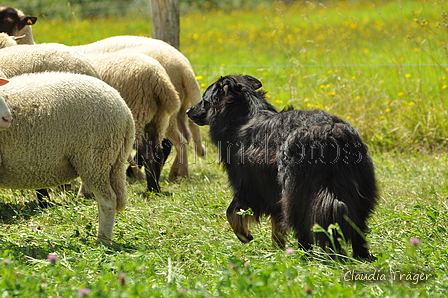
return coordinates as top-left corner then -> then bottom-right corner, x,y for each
0,201 -> 46,224
0,232 -> 140,260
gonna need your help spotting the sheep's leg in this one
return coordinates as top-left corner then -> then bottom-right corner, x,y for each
144,140 -> 171,192
168,135 -> 189,181
36,189 -> 53,208
188,118 -> 206,157
167,114 -> 190,181
94,188 -> 117,244
127,155 -> 146,181
81,176 -> 118,244
77,183 -> 93,199
138,140 -> 161,192
136,129 -> 172,192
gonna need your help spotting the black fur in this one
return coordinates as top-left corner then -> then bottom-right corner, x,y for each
187,75 -> 378,259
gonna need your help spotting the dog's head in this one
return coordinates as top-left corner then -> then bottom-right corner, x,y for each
186,75 -> 263,126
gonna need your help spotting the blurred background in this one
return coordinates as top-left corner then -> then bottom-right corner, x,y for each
5,0 -> 382,19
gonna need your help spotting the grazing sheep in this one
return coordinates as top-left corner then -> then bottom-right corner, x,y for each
0,72 -> 135,243
1,10 -> 203,183
3,22 -> 205,181
0,34 -> 180,193
0,36 -> 104,204
72,36 -> 205,181
0,6 -> 36,44
88,52 -> 181,191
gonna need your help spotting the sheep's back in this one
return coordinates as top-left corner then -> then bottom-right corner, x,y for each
88,52 -> 180,141
0,44 -> 101,79
0,72 -> 134,189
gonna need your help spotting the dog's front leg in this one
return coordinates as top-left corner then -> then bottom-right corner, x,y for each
226,200 -> 254,243
271,214 -> 288,249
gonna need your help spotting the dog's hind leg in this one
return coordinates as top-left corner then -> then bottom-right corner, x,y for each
349,221 -> 376,261
271,214 -> 288,248
226,200 -> 254,243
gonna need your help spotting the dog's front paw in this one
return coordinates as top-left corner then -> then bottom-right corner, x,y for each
236,232 -> 254,243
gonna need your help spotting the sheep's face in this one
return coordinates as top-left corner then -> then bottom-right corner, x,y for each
0,84 -> 12,130
0,6 -> 37,36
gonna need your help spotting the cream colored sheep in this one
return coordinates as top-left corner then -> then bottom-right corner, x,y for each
0,72 -> 135,243
0,42 -> 101,79
0,36 -> 104,203
88,51 -> 181,191
0,34 -> 180,192
1,10 -> 203,182
72,36 -> 205,181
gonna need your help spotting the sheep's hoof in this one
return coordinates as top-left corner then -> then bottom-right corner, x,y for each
196,144 -> 206,157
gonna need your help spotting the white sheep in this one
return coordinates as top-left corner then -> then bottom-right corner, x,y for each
0,72 -> 135,243
4,19 -> 206,181
0,34 -> 181,193
2,11 -> 204,183
72,36 -> 205,181
0,42 -> 101,79
87,51 -> 181,191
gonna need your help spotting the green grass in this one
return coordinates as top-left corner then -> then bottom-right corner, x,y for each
1,0 -> 448,296
1,152 -> 447,297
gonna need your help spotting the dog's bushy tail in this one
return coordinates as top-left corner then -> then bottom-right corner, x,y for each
310,186 -> 358,256
280,121 -> 378,258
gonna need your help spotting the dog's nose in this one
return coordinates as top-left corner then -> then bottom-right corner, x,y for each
186,108 -> 190,115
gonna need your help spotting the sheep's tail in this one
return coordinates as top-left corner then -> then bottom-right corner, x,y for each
182,64 -> 205,157
153,67 -> 182,116
150,66 -> 181,142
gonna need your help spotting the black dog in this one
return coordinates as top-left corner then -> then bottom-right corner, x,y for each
187,75 -> 378,259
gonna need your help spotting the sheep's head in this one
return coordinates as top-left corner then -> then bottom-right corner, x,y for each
0,6 -> 37,36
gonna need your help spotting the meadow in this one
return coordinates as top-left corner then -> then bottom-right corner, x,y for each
1,0 -> 448,296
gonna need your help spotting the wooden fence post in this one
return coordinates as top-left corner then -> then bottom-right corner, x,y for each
150,0 -> 180,50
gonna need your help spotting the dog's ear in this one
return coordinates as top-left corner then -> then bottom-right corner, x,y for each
221,76 -> 241,95
241,75 -> 262,90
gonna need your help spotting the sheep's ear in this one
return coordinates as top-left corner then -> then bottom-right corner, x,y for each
241,75 -> 262,90
23,16 -> 37,25
0,78 -> 8,86
18,16 -> 37,30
